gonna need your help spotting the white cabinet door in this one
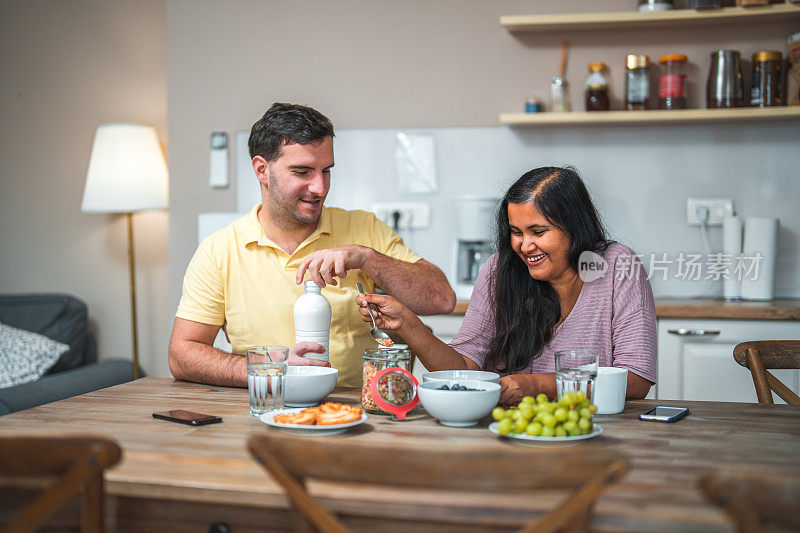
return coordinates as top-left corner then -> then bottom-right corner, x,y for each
657,319 -> 800,403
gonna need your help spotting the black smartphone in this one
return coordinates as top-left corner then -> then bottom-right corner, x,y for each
638,406 -> 690,423
153,410 -> 222,426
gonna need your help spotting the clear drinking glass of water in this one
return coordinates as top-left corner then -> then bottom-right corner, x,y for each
555,350 -> 599,403
246,346 -> 288,417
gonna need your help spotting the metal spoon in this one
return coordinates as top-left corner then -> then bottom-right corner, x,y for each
355,283 -> 394,347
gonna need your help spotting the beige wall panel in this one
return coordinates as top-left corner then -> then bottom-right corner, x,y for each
0,0 -> 170,377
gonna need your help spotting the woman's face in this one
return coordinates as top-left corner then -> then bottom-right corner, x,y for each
507,201 -> 574,284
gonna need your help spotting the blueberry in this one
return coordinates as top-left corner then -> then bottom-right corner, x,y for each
439,385 -> 449,390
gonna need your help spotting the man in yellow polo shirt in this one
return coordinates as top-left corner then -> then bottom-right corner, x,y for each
169,103 -> 455,388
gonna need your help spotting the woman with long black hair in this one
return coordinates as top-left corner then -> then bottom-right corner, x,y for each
357,167 -> 656,404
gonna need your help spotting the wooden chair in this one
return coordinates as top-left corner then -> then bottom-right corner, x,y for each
699,469 -> 800,533
0,436 -> 121,533
248,432 -> 628,533
733,341 -> 800,405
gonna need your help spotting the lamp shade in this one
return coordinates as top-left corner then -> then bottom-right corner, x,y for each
81,124 -> 168,213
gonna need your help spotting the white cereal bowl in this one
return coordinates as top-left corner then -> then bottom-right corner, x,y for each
284,366 -> 339,407
422,370 -> 500,384
417,379 -> 501,427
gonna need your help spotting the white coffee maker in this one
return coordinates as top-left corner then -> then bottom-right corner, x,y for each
452,197 -> 498,300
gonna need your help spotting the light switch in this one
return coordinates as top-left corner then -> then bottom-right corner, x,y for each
209,132 -> 229,188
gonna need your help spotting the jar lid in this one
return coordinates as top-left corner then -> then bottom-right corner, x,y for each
659,54 -> 687,64
363,347 -> 411,360
626,54 -> 650,69
588,62 -> 607,72
789,31 -> 800,45
752,50 -> 782,62
368,367 -> 419,420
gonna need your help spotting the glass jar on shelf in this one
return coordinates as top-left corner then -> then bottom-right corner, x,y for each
658,54 -> 688,110
750,51 -> 783,108
361,346 -> 413,414
625,54 -> 650,111
584,62 -> 610,111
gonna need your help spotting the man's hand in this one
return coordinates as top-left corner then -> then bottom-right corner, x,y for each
295,245 -> 370,287
499,374 -> 540,406
288,342 -> 331,367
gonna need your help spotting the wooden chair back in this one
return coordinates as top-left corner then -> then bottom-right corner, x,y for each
733,341 -> 800,405
700,469 -> 800,533
0,435 -> 122,533
248,432 -> 627,533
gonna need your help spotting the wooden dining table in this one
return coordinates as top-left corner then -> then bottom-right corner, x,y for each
1,377 -> 798,532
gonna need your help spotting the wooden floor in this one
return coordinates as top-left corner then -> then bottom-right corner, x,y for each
1,377 -> 799,531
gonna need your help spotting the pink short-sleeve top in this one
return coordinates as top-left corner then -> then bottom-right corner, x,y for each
451,243 -> 657,383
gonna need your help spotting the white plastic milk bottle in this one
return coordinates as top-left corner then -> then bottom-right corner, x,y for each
293,281 -> 331,362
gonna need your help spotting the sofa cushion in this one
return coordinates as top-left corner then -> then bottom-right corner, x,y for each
0,321 -> 69,388
0,294 -> 94,372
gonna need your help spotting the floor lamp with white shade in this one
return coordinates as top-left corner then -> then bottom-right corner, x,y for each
81,124 -> 169,380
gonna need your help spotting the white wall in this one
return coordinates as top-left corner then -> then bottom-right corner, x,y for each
228,123 -> 800,298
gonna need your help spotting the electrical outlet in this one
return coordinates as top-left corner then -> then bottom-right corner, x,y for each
686,198 -> 734,226
371,202 -> 431,230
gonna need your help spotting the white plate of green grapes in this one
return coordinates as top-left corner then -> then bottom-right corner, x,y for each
489,392 -> 603,443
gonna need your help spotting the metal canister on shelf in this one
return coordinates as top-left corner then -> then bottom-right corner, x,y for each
361,346 -> 412,414
707,50 -> 744,108
625,54 -> 650,110
750,51 -> 783,107
638,0 -> 674,11
658,54 -> 688,110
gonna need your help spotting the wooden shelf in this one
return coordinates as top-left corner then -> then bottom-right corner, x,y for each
499,106 -> 800,126
501,4 -> 800,32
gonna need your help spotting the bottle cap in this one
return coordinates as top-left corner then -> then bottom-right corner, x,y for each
626,54 -> 650,69
303,280 -> 322,292
659,54 -> 688,64
752,50 -> 782,62
588,62 -> 608,72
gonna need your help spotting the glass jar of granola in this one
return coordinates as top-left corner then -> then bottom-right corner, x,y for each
361,347 -> 412,414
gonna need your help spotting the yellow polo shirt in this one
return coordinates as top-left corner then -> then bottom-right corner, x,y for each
176,204 -> 421,388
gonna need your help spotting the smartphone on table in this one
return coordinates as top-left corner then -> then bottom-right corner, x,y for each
638,406 -> 690,423
153,410 -> 222,426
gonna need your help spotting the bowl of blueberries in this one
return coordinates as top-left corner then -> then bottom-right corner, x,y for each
417,379 -> 501,427
422,369 -> 500,384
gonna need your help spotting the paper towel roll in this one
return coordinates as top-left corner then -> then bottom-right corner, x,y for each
722,216 -> 742,300
740,217 -> 779,301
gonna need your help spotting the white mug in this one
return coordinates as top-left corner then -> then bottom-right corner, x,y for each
594,367 -> 627,414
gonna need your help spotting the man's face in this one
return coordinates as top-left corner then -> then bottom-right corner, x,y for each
259,137 -> 334,228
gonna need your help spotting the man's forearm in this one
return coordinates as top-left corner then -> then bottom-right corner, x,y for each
169,341 -> 247,388
360,250 -> 455,315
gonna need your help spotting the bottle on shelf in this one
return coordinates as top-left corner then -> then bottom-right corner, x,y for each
548,76 -> 570,112
625,55 -> 650,111
293,281 -> 331,362
658,54 -> 688,110
584,63 -> 610,111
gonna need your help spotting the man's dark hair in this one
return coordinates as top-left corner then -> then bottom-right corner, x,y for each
248,103 -> 334,162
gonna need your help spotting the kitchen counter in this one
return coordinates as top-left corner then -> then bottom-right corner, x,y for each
449,298 -> 800,321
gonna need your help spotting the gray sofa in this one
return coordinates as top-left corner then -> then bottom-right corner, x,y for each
0,293 -> 138,415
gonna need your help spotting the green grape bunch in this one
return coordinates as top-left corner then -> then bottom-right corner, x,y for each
492,392 -> 597,437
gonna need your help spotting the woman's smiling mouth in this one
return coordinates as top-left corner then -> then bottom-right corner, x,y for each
524,252 -> 547,266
